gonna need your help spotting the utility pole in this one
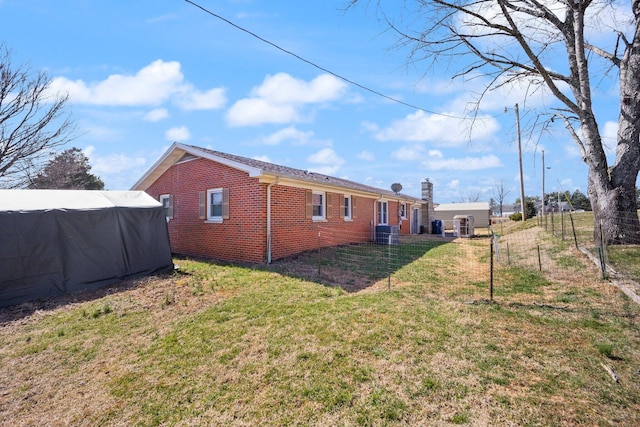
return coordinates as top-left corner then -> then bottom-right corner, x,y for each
515,103 -> 526,221
541,149 -> 545,217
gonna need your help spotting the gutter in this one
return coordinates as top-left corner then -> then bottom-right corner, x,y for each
266,178 -> 280,264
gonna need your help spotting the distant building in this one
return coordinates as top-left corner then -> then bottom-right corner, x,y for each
434,202 -> 492,228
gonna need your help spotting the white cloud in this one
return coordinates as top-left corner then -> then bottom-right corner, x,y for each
175,87 -> 227,110
308,148 -> 344,165
83,146 -> 149,190
227,98 -> 299,126
82,125 -> 122,141
144,108 -> 169,122
422,154 -> 503,171
307,148 -> 345,175
258,126 -> 316,146
165,126 -> 191,142
252,73 -> 346,104
49,60 -> 226,110
90,152 -> 148,175
357,150 -> 375,161
391,144 -> 425,161
448,179 -> 460,189
372,110 -> 499,146
227,73 -> 347,127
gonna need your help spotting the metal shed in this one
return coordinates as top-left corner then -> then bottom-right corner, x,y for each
433,202 -> 491,230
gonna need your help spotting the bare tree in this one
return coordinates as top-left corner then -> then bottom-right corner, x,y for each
0,44 -> 75,188
349,0 -> 640,245
460,192 -> 481,202
493,179 -> 512,217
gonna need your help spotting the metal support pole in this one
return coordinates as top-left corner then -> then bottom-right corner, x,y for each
515,103 -> 526,222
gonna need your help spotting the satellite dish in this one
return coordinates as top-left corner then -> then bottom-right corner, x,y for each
391,183 -> 403,194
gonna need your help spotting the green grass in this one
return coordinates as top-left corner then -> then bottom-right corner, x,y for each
607,245 -> 640,281
2,248 -> 640,425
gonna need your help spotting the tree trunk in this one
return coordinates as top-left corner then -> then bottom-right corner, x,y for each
590,3 -> 640,246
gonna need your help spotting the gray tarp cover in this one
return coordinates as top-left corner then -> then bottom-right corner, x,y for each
0,190 -> 173,307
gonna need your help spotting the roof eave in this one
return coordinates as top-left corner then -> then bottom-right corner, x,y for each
130,142 -> 264,191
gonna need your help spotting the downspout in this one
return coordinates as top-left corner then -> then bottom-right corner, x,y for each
266,178 -> 280,264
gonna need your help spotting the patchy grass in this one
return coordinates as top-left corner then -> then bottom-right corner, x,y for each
1,240 -> 640,426
607,245 -> 640,281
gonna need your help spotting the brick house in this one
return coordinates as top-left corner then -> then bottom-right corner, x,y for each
132,143 -> 425,263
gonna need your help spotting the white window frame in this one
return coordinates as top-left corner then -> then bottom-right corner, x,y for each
378,201 -> 388,225
400,203 -> 407,219
344,195 -> 352,221
159,194 -> 172,221
312,191 -> 326,221
206,188 -> 223,223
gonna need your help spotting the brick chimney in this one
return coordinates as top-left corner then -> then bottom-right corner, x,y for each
421,179 -> 434,233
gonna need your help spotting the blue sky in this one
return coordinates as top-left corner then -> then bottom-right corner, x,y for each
0,0 -> 625,202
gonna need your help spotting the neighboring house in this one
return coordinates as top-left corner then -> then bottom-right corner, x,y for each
433,202 -> 492,228
132,143 -> 425,264
493,203 -> 519,217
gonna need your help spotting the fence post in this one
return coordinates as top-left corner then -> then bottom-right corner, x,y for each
317,231 -> 321,279
537,245 -> 542,271
507,242 -> 511,266
490,237 -> 494,302
561,209 -> 565,241
599,219 -> 608,269
597,246 -> 606,279
569,212 -> 579,249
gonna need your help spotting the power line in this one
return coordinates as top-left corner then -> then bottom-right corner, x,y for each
183,0 -> 465,119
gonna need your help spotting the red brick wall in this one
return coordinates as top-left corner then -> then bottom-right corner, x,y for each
145,157 -> 417,263
269,187 -> 378,260
146,158 -> 267,263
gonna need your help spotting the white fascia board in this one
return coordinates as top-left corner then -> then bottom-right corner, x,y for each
178,144 -> 263,177
258,174 -> 422,203
131,142 -> 185,191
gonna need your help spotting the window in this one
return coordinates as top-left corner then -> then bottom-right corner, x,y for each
204,188 -> 229,222
378,201 -> 388,225
312,191 -> 325,220
343,195 -> 352,220
159,194 -> 173,221
400,203 -> 407,219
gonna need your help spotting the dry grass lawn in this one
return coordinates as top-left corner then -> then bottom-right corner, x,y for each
1,230 -> 639,426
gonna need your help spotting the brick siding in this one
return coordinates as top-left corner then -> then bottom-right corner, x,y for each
146,157 -> 417,263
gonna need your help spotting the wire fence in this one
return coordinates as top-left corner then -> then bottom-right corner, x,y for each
268,212 -> 640,303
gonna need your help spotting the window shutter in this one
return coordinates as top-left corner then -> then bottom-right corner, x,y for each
352,197 -> 357,219
222,188 -> 230,220
167,195 -> 174,219
305,190 -> 313,219
339,195 -> 345,219
326,193 -> 333,219
198,191 -> 206,219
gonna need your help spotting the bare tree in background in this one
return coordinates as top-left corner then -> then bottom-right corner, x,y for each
493,179 -> 512,217
349,0 -> 640,246
460,192 -> 481,203
0,44 -> 75,188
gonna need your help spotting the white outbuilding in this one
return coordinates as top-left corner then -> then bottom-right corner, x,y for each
434,202 -> 492,230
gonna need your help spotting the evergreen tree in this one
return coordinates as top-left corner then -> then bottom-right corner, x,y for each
30,148 -> 104,190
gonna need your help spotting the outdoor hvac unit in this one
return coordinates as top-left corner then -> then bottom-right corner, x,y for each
375,225 -> 400,245
453,215 -> 474,238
